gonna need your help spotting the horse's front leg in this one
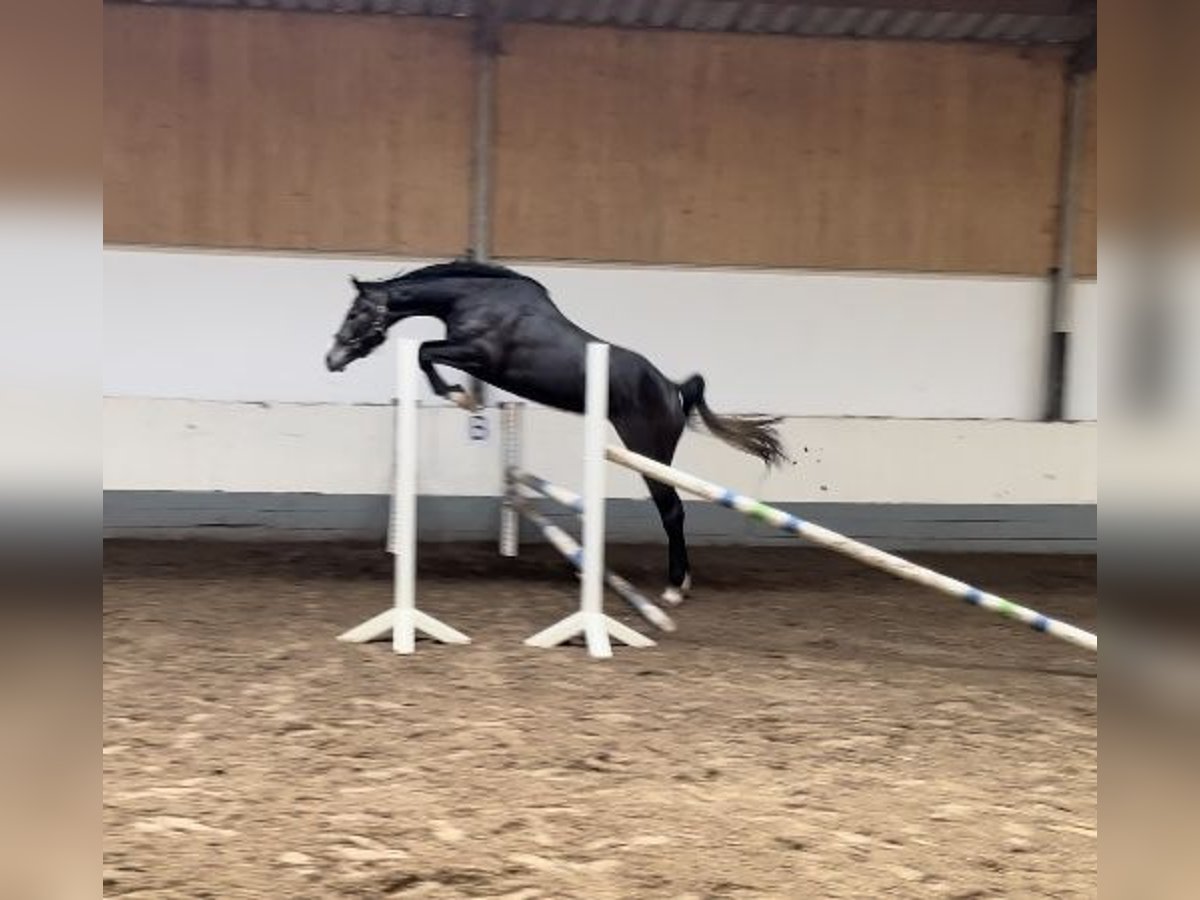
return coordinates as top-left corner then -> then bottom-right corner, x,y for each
417,340 -> 485,411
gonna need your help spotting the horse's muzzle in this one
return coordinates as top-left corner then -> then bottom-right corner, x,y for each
325,347 -> 350,372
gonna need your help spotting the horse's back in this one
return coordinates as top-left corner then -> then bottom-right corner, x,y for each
441,269 -> 682,429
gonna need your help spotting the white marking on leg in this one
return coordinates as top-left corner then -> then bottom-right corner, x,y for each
681,573 -> 693,595
662,586 -> 684,606
448,389 -> 479,412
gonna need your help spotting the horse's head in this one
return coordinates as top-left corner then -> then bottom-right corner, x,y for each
325,277 -> 392,372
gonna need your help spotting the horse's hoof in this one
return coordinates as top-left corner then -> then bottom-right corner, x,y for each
448,390 -> 480,412
662,574 -> 692,607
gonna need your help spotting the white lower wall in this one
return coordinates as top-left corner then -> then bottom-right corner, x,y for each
1065,279 -> 1098,422
104,247 -> 1097,421
103,397 -> 1096,505
103,246 -> 1097,508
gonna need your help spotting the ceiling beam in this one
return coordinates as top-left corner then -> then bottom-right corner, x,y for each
1068,30 -> 1096,74
740,1 -> 1091,13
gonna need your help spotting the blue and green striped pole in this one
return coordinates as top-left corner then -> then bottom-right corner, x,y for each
605,446 -> 1097,653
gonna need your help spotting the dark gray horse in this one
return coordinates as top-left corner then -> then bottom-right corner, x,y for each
325,260 -> 786,604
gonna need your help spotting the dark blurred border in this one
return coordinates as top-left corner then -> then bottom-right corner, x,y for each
0,0 -> 100,895
1101,0 -> 1200,896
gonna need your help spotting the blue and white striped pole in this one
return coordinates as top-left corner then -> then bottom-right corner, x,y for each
509,469 -> 584,514
606,445 -> 1097,653
508,496 -> 675,633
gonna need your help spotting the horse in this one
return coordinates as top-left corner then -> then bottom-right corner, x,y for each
324,260 -> 787,604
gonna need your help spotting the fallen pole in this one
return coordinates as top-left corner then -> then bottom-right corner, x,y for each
508,468 -> 677,632
510,468 -> 584,514
606,445 -> 1097,653
510,496 -> 676,633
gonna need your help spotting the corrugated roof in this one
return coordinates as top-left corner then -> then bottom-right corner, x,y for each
109,0 -> 1096,46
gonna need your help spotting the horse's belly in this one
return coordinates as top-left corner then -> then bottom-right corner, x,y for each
492,373 -> 585,414
485,352 -> 586,413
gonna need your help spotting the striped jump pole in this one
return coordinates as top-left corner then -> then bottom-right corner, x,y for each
504,472 -> 676,633
508,495 -> 675,633
508,467 -> 675,630
606,445 -> 1098,653
510,468 -> 586,516
499,396 -> 672,635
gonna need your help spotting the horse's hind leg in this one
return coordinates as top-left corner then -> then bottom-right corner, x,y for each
647,479 -> 691,606
613,414 -> 691,605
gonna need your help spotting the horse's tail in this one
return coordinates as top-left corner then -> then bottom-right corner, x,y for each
678,375 -> 789,467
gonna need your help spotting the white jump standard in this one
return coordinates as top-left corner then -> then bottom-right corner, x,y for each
338,339 -> 470,654
523,343 -> 657,658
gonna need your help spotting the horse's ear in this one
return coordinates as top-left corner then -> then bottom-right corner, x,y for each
350,276 -> 364,291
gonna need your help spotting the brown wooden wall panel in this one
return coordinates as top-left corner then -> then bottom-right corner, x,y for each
494,26 -> 1068,274
104,8 -> 472,255
1073,72 -> 1097,278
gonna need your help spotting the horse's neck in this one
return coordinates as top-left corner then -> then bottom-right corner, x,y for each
385,282 -> 457,320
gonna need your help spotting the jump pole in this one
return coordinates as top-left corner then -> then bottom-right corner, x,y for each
606,444 -> 1097,653
509,469 -> 585,515
524,342 -> 654,657
508,496 -> 676,632
338,339 -> 470,654
501,404 -> 673,631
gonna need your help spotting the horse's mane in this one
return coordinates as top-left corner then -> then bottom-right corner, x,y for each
388,260 -> 540,286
